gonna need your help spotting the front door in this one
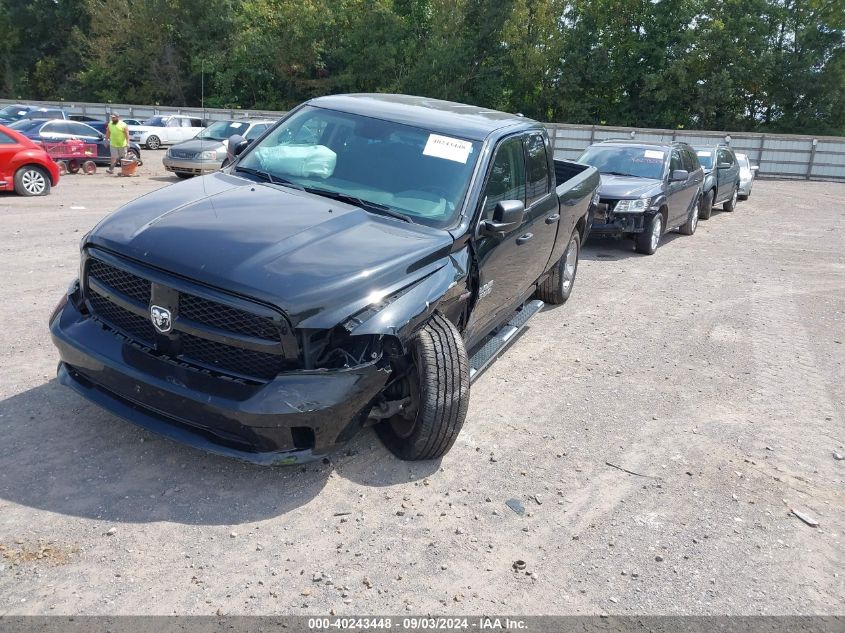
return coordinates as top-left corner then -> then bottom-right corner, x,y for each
467,134 -> 556,343
666,148 -> 695,225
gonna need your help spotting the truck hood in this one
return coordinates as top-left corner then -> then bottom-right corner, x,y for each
598,174 -> 664,199
86,172 -> 454,327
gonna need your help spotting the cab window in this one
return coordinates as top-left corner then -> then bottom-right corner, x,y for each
481,137 -> 526,220
524,132 -> 550,206
717,149 -> 735,166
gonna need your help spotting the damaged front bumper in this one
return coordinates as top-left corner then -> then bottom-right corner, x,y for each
49,285 -> 390,465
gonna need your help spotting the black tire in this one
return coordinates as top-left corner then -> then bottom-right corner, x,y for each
175,173 -> 193,179
634,212 -> 663,255
679,195 -> 700,236
699,189 -> 713,220
535,230 -> 580,305
145,135 -> 161,150
14,165 -> 51,196
376,314 -> 469,461
723,186 -> 738,212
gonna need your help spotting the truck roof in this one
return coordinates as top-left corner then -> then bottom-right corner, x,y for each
307,94 -> 537,141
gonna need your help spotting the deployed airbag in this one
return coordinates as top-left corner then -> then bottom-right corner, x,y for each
254,144 -> 337,178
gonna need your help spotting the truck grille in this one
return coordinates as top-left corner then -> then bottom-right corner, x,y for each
84,254 -> 294,382
169,150 -> 197,159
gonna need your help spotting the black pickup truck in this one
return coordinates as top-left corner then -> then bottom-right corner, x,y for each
50,94 -> 599,465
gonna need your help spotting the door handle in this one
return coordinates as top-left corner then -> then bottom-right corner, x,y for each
516,233 -> 533,245
545,214 -> 560,224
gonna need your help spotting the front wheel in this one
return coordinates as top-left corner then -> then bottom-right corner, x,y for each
635,212 -> 663,255
145,135 -> 161,150
535,229 -> 580,305
376,314 -> 469,461
723,186 -> 738,212
14,166 -> 51,196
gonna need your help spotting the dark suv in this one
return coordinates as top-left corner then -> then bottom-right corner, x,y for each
693,144 -> 741,219
578,140 -> 704,254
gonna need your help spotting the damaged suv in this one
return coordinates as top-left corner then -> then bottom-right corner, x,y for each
50,94 -> 599,464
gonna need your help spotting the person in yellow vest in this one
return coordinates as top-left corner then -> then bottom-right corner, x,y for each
104,112 -> 129,174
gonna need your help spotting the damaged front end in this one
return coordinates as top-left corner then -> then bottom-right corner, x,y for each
49,247 -> 469,465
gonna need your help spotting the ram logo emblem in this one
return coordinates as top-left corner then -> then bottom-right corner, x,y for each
150,305 -> 172,334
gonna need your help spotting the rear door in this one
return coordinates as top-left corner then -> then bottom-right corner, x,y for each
164,117 -> 182,143
716,148 -> 739,200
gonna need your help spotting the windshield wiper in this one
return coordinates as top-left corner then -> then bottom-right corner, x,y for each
234,166 -> 304,190
603,171 -> 640,177
304,187 -> 412,223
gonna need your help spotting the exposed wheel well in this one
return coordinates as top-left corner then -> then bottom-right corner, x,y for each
659,205 -> 669,226
576,214 -> 588,240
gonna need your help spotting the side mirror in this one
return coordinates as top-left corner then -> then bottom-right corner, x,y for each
482,200 -> 525,236
227,134 -> 248,161
750,165 -> 759,172
717,161 -> 732,169
669,169 -> 689,182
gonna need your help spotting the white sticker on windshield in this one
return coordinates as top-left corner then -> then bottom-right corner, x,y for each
230,122 -> 244,128
423,134 -> 472,163
644,150 -> 664,159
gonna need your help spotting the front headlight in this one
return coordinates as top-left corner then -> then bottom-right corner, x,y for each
614,197 -> 652,213
198,150 -> 218,160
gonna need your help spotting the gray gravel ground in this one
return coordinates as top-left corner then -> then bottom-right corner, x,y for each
0,155 -> 843,616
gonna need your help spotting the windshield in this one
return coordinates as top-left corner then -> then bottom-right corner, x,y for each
0,105 -> 27,118
142,116 -> 167,127
578,145 -> 666,179
196,120 -> 253,141
696,150 -> 714,169
235,106 -> 480,228
7,119 -> 42,132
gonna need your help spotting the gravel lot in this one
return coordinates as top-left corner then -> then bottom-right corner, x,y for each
1,155 -> 843,616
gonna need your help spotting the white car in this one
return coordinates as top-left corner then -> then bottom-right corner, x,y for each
735,153 -> 758,199
129,114 -> 205,150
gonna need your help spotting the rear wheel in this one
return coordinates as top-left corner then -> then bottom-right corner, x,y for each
699,189 -> 713,220
376,314 -> 469,461
145,135 -> 161,150
635,212 -> 663,255
723,186 -> 738,212
535,230 -> 580,305
14,166 -> 51,196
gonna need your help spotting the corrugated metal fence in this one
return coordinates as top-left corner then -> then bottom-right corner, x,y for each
3,98 -> 844,181
547,124 -> 845,181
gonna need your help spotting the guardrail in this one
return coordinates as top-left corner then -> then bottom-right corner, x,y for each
3,98 -> 844,181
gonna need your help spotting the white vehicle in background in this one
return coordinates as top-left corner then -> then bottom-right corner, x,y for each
735,153 -> 759,199
129,114 -> 205,150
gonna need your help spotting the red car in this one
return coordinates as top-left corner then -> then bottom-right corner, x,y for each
0,124 -> 60,196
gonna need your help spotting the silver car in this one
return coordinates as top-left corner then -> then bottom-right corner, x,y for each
162,119 -> 275,178
735,152 -> 758,199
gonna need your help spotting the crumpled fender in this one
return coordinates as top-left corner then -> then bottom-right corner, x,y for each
348,252 -> 468,344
